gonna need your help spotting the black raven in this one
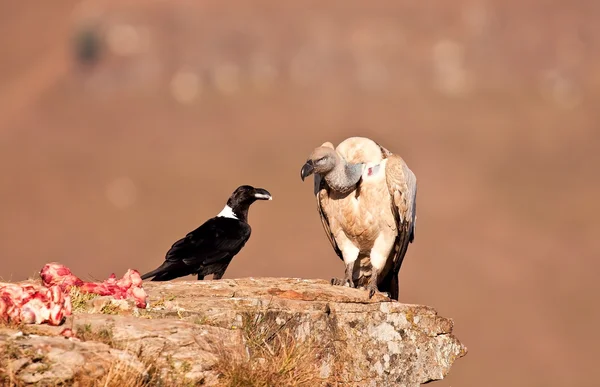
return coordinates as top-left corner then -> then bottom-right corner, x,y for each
141,185 -> 272,281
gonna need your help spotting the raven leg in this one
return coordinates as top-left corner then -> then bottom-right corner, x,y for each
331,262 -> 356,288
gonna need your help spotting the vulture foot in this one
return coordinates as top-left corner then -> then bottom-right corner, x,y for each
366,286 -> 391,299
367,284 -> 378,299
331,262 -> 357,288
366,272 -> 379,299
331,277 -> 355,288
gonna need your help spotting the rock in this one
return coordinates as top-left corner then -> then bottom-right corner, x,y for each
143,278 -> 467,386
0,278 -> 466,386
0,327 -> 146,385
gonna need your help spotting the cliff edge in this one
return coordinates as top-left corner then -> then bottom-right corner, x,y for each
1,278 -> 466,386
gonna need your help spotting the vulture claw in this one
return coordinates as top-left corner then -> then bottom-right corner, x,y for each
366,272 -> 379,299
331,278 -> 343,286
367,286 -> 377,299
331,277 -> 355,288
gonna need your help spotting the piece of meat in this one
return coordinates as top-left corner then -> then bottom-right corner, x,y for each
0,282 -> 70,326
1,263 -> 148,326
39,263 -> 84,291
60,328 -> 75,338
40,263 -> 148,309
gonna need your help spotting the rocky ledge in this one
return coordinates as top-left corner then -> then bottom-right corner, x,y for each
0,278 -> 467,387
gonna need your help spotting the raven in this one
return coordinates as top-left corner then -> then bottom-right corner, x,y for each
141,185 -> 272,281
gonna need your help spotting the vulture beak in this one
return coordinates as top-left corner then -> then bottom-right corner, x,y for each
253,188 -> 273,200
300,160 -> 315,181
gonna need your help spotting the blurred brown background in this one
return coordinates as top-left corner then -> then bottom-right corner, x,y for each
1,0 -> 599,386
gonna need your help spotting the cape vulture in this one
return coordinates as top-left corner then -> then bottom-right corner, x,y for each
300,137 -> 417,300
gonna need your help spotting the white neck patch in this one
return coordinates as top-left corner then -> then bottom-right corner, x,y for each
217,205 -> 238,219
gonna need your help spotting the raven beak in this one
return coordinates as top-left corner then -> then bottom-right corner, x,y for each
253,188 -> 272,200
300,160 -> 314,181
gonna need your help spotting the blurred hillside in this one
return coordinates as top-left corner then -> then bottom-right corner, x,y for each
0,1 -> 599,386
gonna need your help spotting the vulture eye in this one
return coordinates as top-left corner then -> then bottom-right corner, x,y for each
316,157 -> 326,163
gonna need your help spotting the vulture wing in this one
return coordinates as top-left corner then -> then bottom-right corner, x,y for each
383,152 -> 417,275
315,175 -> 344,262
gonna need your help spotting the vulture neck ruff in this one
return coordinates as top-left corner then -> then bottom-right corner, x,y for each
324,160 -> 364,194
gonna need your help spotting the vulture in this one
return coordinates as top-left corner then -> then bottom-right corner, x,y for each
300,137 -> 417,300
141,185 -> 272,281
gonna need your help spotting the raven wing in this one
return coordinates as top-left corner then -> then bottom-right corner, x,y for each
165,217 -> 251,266
165,217 -> 252,267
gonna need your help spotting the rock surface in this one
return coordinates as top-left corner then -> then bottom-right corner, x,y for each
0,326 -> 146,385
0,278 -> 467,386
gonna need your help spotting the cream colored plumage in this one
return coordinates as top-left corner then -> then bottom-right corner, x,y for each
300,137 -> 417,300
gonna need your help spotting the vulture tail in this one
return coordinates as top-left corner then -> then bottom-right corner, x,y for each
380,270 -> 399,301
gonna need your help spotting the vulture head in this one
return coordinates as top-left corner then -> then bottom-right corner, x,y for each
300,144 -> 338,181
300,142 -> 365,194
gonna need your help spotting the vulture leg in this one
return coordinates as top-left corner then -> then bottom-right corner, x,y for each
366,271 -> 379,299
367,240 -> 393,299
197,273 -> 205,280
332,238 -> 360,288
331,262 -> 356,288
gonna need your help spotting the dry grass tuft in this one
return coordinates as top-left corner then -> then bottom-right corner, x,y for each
69,286 -> 99,313
99,301 -> 121,315
73,358 -> 149,387
214,311 -> 321,387
75,323 -> 116,347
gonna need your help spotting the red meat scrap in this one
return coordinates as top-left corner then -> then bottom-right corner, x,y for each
40,263 -> 148,309
0,282 -> 71,326
1,263 -> 148,327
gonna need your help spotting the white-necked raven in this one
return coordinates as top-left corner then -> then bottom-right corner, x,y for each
141,185 -> 272,281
